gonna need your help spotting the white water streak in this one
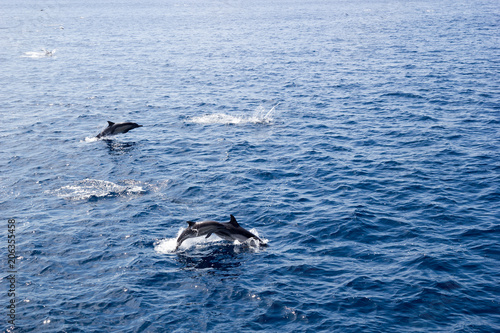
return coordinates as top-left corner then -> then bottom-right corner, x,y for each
190,104 -> 279,125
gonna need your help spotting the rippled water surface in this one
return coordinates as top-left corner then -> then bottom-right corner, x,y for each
1,0 -> 499,332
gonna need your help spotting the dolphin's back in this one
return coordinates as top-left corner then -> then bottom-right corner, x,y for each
96,121 -> 142,138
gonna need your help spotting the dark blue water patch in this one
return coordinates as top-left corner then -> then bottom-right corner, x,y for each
2,0 -> 500,332
460,223 -> 500,238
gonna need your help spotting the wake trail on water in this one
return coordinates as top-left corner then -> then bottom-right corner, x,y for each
190,104 -> 280,125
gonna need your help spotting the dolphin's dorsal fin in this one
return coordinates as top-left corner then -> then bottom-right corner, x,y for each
186,221 -> 196,227
205,233 -> 212,238
229,215 -> 240,227
107,121 -> 115,126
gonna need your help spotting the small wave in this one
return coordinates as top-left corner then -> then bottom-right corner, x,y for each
21,49 -> 56,58
189,104 -> 279,125
155,228 -> 267,254
50,179 -> 146,201
381,92 -> 424,99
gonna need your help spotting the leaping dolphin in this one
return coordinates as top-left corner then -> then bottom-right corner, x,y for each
175,215 -> 266,250
96,121 -> 142,139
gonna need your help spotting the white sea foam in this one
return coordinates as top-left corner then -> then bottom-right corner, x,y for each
154,227 -> 267,254
153,236 -> 179,254
84,136 -> 99,142
190,104 -> 279,125
21,49 -> 56,58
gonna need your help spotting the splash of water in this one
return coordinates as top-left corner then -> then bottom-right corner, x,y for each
154,227 -> 267,254
21,49 -> 56,58
50,179 -> 146,200
190,103 -> 279,125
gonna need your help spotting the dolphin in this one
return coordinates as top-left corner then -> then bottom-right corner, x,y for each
96,121 -> 142,139
175,215 -> 266,250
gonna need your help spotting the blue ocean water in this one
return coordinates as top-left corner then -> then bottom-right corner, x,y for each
1,0 -> 499,331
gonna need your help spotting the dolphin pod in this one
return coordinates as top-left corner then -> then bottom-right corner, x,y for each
91,122 -> 268,250
96,121 -> 142,139
176,215 -> 266,250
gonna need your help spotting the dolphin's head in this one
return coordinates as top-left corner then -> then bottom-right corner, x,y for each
128,123 -> 142,130
175,221 -> 198,250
